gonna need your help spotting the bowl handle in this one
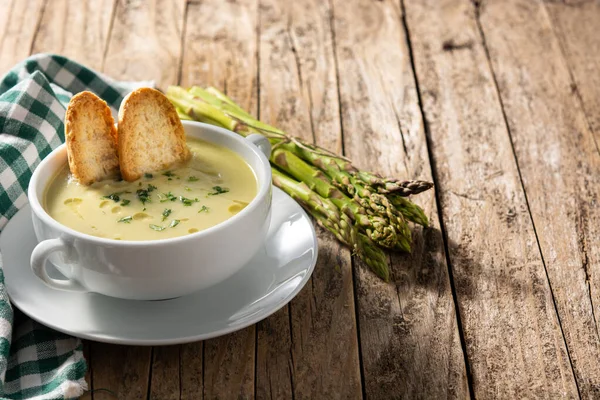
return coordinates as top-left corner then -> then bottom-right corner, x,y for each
30,238 -> 88,292
246,134 -> 272,158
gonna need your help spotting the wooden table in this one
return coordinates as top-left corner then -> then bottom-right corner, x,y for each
2,0 -> 600,398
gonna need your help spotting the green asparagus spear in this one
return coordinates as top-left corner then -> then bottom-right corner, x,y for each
272,148 -> 407,250
272,169 -> 390,280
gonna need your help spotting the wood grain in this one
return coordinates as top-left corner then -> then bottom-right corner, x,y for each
330,0 -> 469,398
258,0 -> 363,398
1,1 -> 597,398
181,1 -> 259,398
204,332 -> 255,399
546,0 -> 600,145
150,345 -> 181,400
180,0 -> 258,115
80,341 -> 93,399
26,1 -> 123,398
31,0 -> 116,70
180,342 -> 203,400
91,344 -> 152,399
0,0 -> 46,74
89,0 -> 187,397
545,0 -> 600,339
477,0 -> 600,396
403,0 -> 580,397
103,0 -> 186,90
256,308 -> 293,400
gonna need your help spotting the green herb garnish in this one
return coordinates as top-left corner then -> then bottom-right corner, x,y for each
198,205 -> 209,213
185,186 -> 192,191
103,191 -> 129,202
103,193 -> 120,202
162,208 -> 172,221
120,199 -> 131,206
137,189 -> 150,205
149,224 -> 165,231
208,186 -> 229,196
169,219 -> 180,228
145,173 -> 153,179
179,196 -> 198,206
188,176 -> 199,182
118,216 -> 132,223
137,184 -> 157,205
163,171 -> 176,177
159,192 -> 177,202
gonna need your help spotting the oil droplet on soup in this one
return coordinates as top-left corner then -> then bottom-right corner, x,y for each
44,138 -> 258,241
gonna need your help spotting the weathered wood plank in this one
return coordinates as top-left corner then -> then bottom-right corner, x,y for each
403,0 -> 580,397
91,344 -> 152,399
0,0 -> 46,75
330,0 -> 469,398
180,0 -> 258,116
103,0 -> 186,90
476,0 -> 600,396
150,345 -> 181,400
80,341 -> 93,399
180,342 -> 203,400
181,1 -> 258,398
256,308 -> 293,400
546,0 -> 600,144
31,0 -> 116,71
204,332 -> 255,399
91,1 -> 187,397
545,0 -> 600,339
257,0 -> 363,398
26,1 -> 119,398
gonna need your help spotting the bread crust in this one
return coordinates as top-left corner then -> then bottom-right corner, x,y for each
117,88 -> 190,181
65,91 -> 119,185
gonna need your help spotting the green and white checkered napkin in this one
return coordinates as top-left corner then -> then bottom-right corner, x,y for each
0,54 -> 152,399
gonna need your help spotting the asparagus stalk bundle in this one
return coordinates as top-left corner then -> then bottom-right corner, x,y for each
166,85 -> 433,281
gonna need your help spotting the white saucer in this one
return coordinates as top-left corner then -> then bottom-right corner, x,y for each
0,187 -> 317,345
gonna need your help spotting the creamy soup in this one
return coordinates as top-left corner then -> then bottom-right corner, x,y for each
45,138 -> 257,241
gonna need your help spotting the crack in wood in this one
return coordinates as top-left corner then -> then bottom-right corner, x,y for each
305,82 -> 318,146
177,0 -> 189,86
326,0 -> 347,158
325,3 -> 366,397
287,350 -> 296,400
392,107 -> 410,173
543,2 -> 600,159
400,4 -> 475,400
376,63 -> 410,175
101,0 -> 119,72
542,0 -> 600,358
576,202 -> 600,341
146,347 -> 155,400
287,14 -> 305,92
447,190 -> 485,202
471,1 -> 583,398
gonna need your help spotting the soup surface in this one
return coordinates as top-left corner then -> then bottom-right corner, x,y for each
45,138 -> 257,241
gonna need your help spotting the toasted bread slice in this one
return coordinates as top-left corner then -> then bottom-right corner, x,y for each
65,91 -> 120,185
118,88 -> 190,181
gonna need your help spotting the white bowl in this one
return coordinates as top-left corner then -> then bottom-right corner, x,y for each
28,121 -> 272,300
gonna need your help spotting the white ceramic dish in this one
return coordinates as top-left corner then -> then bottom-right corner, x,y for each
28,121 -> 273,300
0,187 -> 317,345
